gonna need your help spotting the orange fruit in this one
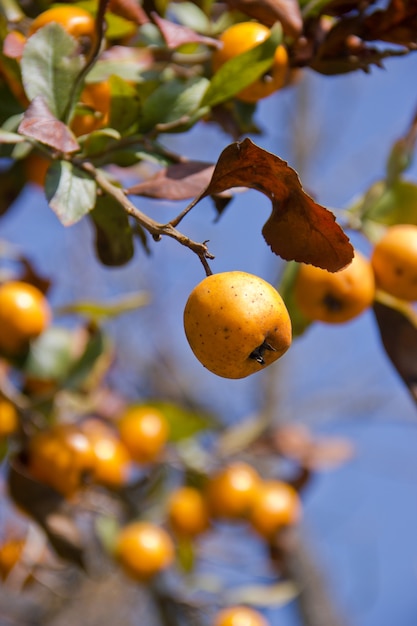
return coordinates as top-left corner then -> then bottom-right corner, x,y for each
214,605 -> 269,626
167,486 -> 210,537
0,281 -> 51,356
249,479 -> 301,539
71,80 -> 111,136
0,398 -> 18,437
212,22 -> 288,103
371,224 -> 417,301
294,251 -> 375,324
206,462 -> 261,520
184,271 -> 292,379
118,405 -> 169,464
29,6 -> 96,54
115,521 -> 174,581
27,424 -> 95,497
80,418 -> 132,488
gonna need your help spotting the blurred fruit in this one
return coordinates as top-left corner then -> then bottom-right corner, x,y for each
23,153 -> 50,187
0,537 -> 25,580
249,480 -> 301,539
0,398 -> 18,437
206,462 -> 261,520
212,21 -> 288,103
28,6 -> 97,54
184,271 -> 292,379
167,486 -> 210,537
80,418 -> 132,488
371,223 -> 417,301
27,424 -> 95,497
213,605 -> 269,626
294,251 -> 375,323
0,281 -> 51,356
115,521 -> 174,580
117,405 -> 169,464
71,80 -> 111,136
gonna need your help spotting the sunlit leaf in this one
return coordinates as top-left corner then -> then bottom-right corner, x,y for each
226,580 -> 299,607
201,23 -> 283,108
45,160 -> 96,226
21,23 -> 85,119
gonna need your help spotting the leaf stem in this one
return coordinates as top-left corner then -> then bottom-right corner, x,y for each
78,161 -> 214,270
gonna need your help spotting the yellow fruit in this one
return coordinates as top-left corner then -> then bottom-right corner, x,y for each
29,6 -> 96,54
212,22 -> 288,103
371,224 -> 417,301
249,480 -> 301,539
118,405 -> 169,463
294,251 -> 375,323
115,521 -> 174,581
183,271 -> 292,379
206,462 -> 261,520
167,486 -> 210,537
27,424 -> 95,497
214,605 -> 269,626
0,281 -> 51,356
0,398 -> 18,437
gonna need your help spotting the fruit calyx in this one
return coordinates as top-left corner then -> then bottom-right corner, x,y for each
249,339 -> 277,365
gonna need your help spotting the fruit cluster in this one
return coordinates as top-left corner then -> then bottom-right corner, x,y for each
293,223 -> 417,325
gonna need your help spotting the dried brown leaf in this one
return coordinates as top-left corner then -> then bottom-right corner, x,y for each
224,0 -> 303,37
190,138 -> 353,271
127,161 -> 215,200
108,0 -> 149,24
152,13 -> 221,49
373,299 -> 417,402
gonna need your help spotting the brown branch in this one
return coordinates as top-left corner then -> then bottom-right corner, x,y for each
78,162 -> 215,270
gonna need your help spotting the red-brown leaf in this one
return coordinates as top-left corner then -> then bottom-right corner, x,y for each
18,97 -> 79,154
191,138 -> 353,271
108,0 -> 149,24
152,13 -> 222,49
126,161 -> 215,200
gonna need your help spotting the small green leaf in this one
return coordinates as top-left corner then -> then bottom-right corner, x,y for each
140,77 -> 209,132
279,261 -> 312,337
0,129 -> 24,143
21,23 -> 85,119
168,2 -> 211,31
108,75 -> 142,134
201,23 -> 283,108
64,328 -> 109,391
57,292 -> 150,321
90,192 -> 135,267
45,161 -> 97,226
226,580 -> 299,607
95,514 -> 121,555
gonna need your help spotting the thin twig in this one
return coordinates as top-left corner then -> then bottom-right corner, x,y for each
78,161 -> 215,269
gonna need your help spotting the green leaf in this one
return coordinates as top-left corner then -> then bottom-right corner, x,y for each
227,580 -> 299,607
64,327 -> 109,391
108,75 -> 142,134
361,179 -> 417,227
140,77 -> 209,132
176,536 -> 196,574
23,326 -> 75,381
0,129 -> 24,143
201,23 -> 283,108
89,192 -> 135,266
57,291 -> 150,321
134,400 -> 215,442
95,514 -> 121,555
279,261 -> 312,337
45,160 -> 97,226
167,2 -> 211,31
21,22 -> 85,119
